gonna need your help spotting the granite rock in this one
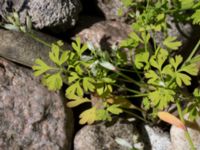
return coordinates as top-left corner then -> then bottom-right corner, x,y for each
0,58 -> 74,150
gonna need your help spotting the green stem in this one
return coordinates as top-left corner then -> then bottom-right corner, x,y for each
116,71 -> 143,87
185,39 -> 200,64
123,109 -> 151,124
26,32 -> 52,48
176,100 -> 196,150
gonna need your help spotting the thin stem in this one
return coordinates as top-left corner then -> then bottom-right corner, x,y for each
185,39 -> 200,64
123,109 -> 151,124
176,100 -> 196,150
113,84 -> 141,94
26,32 -> 52,48
116,71 -> 143,87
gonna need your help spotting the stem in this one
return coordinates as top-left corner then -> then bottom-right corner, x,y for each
185,39 -> 200,64
26,32 -> 52,48
116,71 -> 143,87
123,109 -> 151,124
176,100 -> 196,150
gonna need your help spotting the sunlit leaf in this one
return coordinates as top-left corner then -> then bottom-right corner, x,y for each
158,111 -> 186,130
79,107 -> 97,124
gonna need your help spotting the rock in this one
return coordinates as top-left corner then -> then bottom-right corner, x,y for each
141,125 -> 172,150
0,29 -> 71,67
74,119 -> 142,150
97,0 -> 129,21
74,119 -> 172,150
0,0 -> 82,32
170,116 -> 200,150
72,19 -> 131,50
0,58 -> 74,150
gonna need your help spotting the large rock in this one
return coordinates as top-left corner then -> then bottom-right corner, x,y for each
0,58 -> 73,149
170,116 -> 200,150
0,0 -> 82,32
72,19 -> 131,50
74,119 -> 172,150
0,29 -> 71,67
97,0 -> 129,21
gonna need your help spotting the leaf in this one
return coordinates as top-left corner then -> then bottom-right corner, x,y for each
134,51 -> 150,69
32,59 -> 52,76
79,107 -> 97,124
158,111 -> 186,130
145,70 -> 159,84
67,96 -> 90,107
107,104 -> 123,115
162,64 -> 174,76
3,24 -> 19,31
115,138 -> 133,149
59,51 -> 69,65
83,77 -> 95,92
99,61 -> 117,71
96,109 -> 111,121
49,43 -> 60,65
42,72 -> 63,91
179,0 -> 194,9
163,36 -> 182,50
180,63 -> 198,76
148,88 -> 175,110
176,72 -> 191,87
191,9 -> 200,25
169,55 -> 183,70
68,72 -> 79,84
66,81 -> 83,97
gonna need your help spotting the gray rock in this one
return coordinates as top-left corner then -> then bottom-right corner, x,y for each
74,119 -> 142,150
74,119 -> 172,150
170,116 -> 200,150
73,19 -> 132,50
141,125 -> 172,150
0,0 -> 82,32
97,0 -> 129,21
0,58 -> 74,150
0,29 -> 71,67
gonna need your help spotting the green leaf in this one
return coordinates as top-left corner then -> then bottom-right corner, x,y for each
66,81 -> 83,97
83,77 -> 95,92
163,36 -> 182,50
59,51 -> 69,65
68,72 -> 79,84
49,43 -> 60,65
148,88 -> 175,110
134,51 -> 149,69
32,59 -> 52,76
191,9 -> 200,25
180,63 -> 198,76
79,107 -> 97,124
145,70 -> 159,84
96,109 -> 111,121
169,55 -> 183,70
179,0 -> 194,9
42,72 -> 63,91
75,64 -> 84,75
162,64 -> 174,77
176,72 -> 191,87
67,96 -> 90,107
107,104 -> 123,115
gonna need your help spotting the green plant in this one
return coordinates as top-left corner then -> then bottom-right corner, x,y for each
2,1 -> 200,149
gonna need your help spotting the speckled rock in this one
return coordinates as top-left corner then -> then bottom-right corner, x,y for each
74,119 -> 142,150
0,0 -> 82,32
97,0 -> 129,21
0,58 -> 73,150
74,119 -> 172,150
141,125 -> 172,150
73,19 -> 131,50
170,116 -> 200,150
